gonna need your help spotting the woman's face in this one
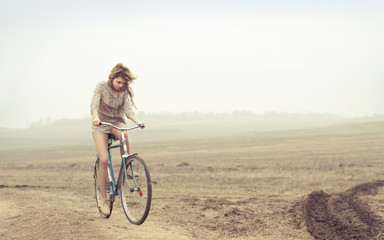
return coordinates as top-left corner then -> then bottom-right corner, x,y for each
112,76 -> 127,91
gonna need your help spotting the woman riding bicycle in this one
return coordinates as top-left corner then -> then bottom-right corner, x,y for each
90,63 -> 145,215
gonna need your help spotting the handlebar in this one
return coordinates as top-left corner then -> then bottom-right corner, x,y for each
99,121 -> 144,131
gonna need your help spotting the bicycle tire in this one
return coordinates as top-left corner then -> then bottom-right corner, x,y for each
118,155 -> 152,225
94,158 -> 113,218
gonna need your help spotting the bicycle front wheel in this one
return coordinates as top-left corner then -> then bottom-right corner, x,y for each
118,155 -> 152,225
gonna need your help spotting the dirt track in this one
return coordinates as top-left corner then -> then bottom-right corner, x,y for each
1,122 -> 383,239
293,180 -> 384,240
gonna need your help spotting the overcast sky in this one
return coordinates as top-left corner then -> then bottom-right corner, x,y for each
1,0 -> 383,128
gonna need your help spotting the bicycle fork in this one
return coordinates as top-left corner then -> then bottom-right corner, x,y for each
119,131 -> 143,197
122,154 -> 143,197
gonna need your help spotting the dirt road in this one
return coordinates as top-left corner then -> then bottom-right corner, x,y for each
1,122 -> 383,239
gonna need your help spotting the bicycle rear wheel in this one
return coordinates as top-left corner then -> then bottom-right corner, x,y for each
118,155 -> 152,225
94,158 -> 113,218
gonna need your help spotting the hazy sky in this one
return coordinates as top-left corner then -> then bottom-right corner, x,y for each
1,0 -> 383,128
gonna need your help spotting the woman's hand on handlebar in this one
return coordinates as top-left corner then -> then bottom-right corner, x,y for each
92,118 -> 101,126
137,121 -> 146,129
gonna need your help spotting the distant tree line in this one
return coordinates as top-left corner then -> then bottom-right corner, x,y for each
28,111 -> 384,128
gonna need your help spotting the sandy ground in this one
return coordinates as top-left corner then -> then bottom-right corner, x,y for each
1,121 -> 384,239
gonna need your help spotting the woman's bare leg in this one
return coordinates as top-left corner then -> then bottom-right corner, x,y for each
111,124 -> 130,156
93,131 -> 109,199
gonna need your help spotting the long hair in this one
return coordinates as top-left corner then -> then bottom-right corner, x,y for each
108,63 -> 137,109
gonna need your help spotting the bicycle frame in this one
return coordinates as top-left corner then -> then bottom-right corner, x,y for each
101,122 -> 142,197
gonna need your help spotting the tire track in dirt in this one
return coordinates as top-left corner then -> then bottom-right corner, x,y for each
298,180 -> 384,240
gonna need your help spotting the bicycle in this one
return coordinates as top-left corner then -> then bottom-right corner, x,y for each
93,122 -> 152,225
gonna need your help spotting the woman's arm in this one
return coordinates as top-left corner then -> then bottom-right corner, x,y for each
127,114 -> 146,128
92,110 -> 100,126
90,83 -> 102,126
123,92 -> 145,128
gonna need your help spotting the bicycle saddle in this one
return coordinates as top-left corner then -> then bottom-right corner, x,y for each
107,133 -> 117,146
107,133 -> 116,141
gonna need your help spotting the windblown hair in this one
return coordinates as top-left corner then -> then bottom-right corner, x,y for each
108,63 -> 137,108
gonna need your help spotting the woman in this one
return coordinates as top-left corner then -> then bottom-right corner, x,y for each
90,63 -> 145,215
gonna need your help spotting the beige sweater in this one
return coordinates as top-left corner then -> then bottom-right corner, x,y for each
90,81 -> 134,132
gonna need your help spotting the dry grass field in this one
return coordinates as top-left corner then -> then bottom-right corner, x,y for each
0,121 -> 383,239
